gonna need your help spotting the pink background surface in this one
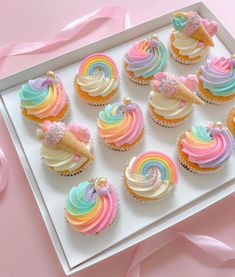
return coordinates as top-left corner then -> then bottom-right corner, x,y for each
1,0 -> 235,276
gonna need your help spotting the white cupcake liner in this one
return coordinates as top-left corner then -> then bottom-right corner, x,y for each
148,104 -> 191,128
176,131 -> 226,174
169,45 -> 206,65
126,73 -> 152,86
78,88 -> 119,106
197,88 -> 235,105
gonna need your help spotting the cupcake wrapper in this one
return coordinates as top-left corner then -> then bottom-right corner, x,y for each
75,78 -> 119,106
225,107 -> 235,138
126,73 -> 152,86
169,46 -> 206,65
148,104 -> 191,128
122,168 -> 175,202
197,89 -> 235,105
176,131 -> 224,174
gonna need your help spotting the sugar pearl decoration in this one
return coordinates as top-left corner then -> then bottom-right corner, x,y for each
123,97 -> 131,105
47,71 -> 55,79
97,177 -> 107,186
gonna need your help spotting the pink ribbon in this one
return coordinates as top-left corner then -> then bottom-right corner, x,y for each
0,148 -> 9,193
126,230 -> 235,277
0,6 -> 130,66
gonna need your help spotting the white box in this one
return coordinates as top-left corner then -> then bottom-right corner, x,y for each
0,2 -> 235,275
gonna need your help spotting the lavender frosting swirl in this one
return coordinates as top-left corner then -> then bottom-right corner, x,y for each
199,57 -> 235,96
124,38 -> 167,78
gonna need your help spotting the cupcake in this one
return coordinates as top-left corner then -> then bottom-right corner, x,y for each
170,11 -> 217,64
124,151 -> 178,201
177,122 -> 234,174
149,72 -> 204,127
197,56 -> 235,104
226,106 -> 235,137
37,120 -> 94,176
124,34 -> 167,85
20,71 -> 69,123
97,97 -> 144,151
75,53 -> 119,105
65,177 -> 118,234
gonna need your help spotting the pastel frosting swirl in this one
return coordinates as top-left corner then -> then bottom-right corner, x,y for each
172,31 -> 209,58
65,179 -> 118,234
181,123 -> 234,168
20,75 -> 67,119
125,151 -> 178,200
199,57 -> 235,96
124,36 -> 167,78
76,54 -> 119,97
97,99 -> 144,147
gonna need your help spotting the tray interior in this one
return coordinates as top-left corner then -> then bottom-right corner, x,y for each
1,11 -> 235,271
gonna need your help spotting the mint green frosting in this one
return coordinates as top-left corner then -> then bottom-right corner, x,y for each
191,125 -> 212,142
66,182 -> 97,216
20,83 -> 49,108
171,16 -> 187,32
143,41 -> 167,78
99,103 -> 123,124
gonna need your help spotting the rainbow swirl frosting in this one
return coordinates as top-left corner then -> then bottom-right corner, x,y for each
180,122 -> 234,169
76,53 -> 119,97
65,178 -> 118,234
97,97 -> 144,148
199,57 -> 235,96
124,35 -> 167,78
125,151 -> 178,200
20,71 -> 67,119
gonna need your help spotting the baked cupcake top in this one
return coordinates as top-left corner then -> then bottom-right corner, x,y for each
76,53 -> 119,98
179,122 -> 234,169
198,56 -> 235,96
124,151 -> 178,200
65,177 -> 118,234
171,11 -> 217,58
150,72 -> 203,119
37,121 -> 94,173
97,97 -> 144,147
226,106 -> 235,136
124,34 -> 167,78
20,71 -> 67,119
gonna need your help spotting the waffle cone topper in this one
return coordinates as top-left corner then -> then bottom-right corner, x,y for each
172,11 -> 217,46
37,120 -> 94,160
151,72 -> 204,105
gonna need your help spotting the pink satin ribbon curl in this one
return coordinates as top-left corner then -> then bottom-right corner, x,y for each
0,148 -> 9,193
126,230 -> 235,277
0,6 -> 130,67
